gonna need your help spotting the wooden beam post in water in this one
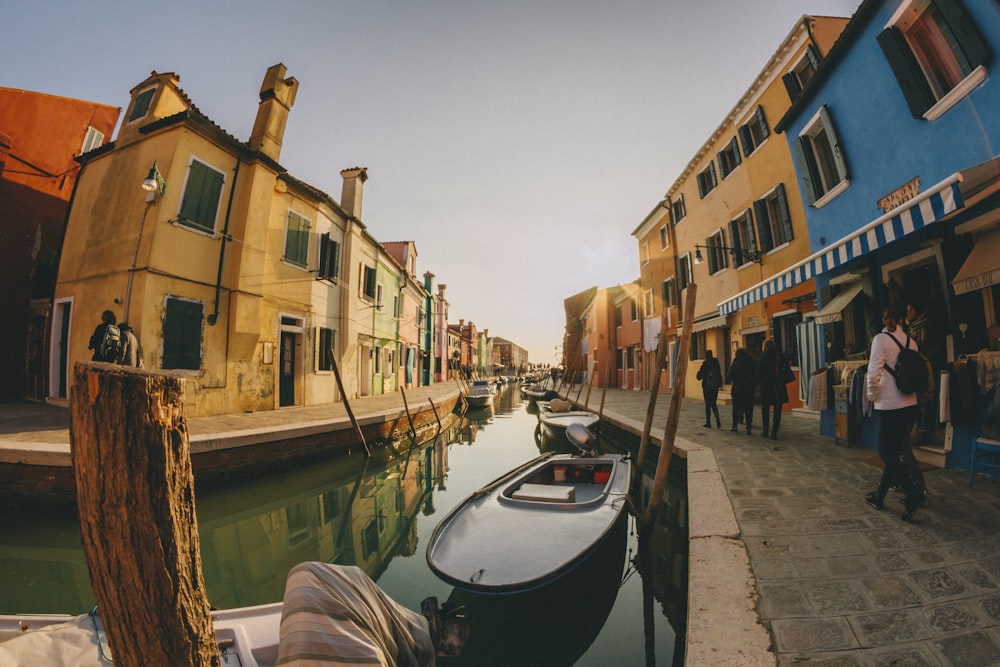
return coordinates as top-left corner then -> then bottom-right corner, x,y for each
643,283 -> 696,529
328,349 -> 371,457
70,362 -> 217,667
633,308 -> 672,489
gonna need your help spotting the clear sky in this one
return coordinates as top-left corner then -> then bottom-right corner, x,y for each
6,0 -> 861,366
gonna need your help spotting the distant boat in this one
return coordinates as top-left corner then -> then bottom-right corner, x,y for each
425,425 -> 630,594
465,380 -> 494,409
522,384 -> 557,401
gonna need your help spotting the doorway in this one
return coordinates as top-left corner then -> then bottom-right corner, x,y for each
278,314 -> 305,408
49,299 -> 72,401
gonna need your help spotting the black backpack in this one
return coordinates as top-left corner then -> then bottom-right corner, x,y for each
100,324 -> 124,362
881,332 -> 928,394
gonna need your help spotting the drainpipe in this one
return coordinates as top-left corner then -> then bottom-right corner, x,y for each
207,157 -> 241,325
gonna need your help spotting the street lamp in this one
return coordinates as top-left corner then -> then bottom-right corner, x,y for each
141,162 -> 166,202
693,244 -> 762,266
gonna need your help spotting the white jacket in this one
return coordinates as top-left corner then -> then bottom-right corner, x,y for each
866,326 -> 919,411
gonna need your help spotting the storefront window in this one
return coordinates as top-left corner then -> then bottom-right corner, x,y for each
774,312 -> 803,365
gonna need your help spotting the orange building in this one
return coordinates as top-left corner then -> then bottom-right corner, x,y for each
0,88 -> 119,400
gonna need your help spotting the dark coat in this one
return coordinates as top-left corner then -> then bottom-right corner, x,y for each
727,356 -> 756,401
757,350 -> 789,405
697,357 -> 722,393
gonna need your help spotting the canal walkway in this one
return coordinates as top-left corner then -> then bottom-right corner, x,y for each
3,383 -> 1000,665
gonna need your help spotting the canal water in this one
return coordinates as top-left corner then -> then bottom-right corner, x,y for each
0,384 -> 687,666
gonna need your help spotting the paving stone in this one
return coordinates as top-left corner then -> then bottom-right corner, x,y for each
804,580 -> 871,614
909,569 -> 968,599
978,593 -> 1000,621
862,576 -> 923,608
923,602 -> 981,633
933,631 -> 1000,667
759,583 -> 813,617
870,645 -> 941,666
771,618 -> 858,652
851,609 -> 927,645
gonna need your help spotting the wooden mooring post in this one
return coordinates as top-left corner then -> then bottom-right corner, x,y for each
633,308 -> 672,488
328,349 -> 371,457
70,362 -> 217,667
643,283 -> 696,529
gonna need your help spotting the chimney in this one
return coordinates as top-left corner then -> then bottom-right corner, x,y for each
438,284 -> 447,298
340,167 -> 368,220
249,64 -> 298,161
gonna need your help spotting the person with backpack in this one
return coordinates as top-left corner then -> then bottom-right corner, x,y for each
88,310 -> 123,363
696,349 -> 722,428
756,339 -> 788,440
864,306 -> 928,522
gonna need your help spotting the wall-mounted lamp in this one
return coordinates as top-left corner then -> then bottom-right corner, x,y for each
141,162 -> 166,201
693,244 -> 762,266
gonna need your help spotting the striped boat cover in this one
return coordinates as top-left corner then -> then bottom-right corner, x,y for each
718,178 -> 963,315
277,562 -> 434,667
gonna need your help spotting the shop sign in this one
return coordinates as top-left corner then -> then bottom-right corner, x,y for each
956,270 -> 998,295
877,177 -> 920,214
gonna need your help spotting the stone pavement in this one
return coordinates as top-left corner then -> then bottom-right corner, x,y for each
570,384 -> 1000,667
4,383 -> 1000,665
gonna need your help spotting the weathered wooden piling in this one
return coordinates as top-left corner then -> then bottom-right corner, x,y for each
70,362 -> 218,667
643,283 -> 696,529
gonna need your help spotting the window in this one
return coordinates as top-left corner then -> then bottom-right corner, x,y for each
794,105 -> 848,206
670,194 -> 686,224
773,312 -> 803,365
630,297 -> 638,321
317,327 -> 335,371
658,224 -> 669,250
697,162 -> 718,199
704,231 -> 728,275
376,284 -> 384,311
393,293 -> 400,318
738,105 -> 770,157
177,159 -> 225,233
753,184 -> 794,252
318,234 -> 341,282
284,211 -> 311,267
662,278 -> 676,309
614,305 -> 623,328
728,209 -> 759,265
641,242 -> 650,265
879,0 -> 990,120
128,88 -> 155,122
677,254 -> 692,292
717,136 -> 742,178
81,127 -> 104,154
690,331 -> 706,361
162,297 -> 203,371
645,288 -> 656,316
362,265 -> 377,299
782,45 -> 822,101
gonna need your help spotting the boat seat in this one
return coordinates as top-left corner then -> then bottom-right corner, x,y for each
511,483 -> 576,503
969,437 -> 1000,487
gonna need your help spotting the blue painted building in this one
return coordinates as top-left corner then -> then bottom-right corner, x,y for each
726,0 -> 1000,474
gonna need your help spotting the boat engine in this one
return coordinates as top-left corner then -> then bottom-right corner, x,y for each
565,422 -> 599,456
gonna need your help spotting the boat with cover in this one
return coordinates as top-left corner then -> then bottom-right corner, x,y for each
537,400 -> 601,439
465,379 -> 494,409
425,423 -> 630,594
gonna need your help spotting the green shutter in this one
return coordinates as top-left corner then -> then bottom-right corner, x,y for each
163,298 -> 202,371
738,124 -> 753,156
818,105 -> 848,184
793,136 -> 818,205
730,136 -> 742,168
805,44 -> 821,71
935,0 -> 991,70
878,26 -> 936,118
782,72 -> 802,102
753,199 -> 774,253
285,212 -> 310,266
775,183 -> 793,245
319,233 -> 331,279
755,106 -> 769,141
179,161 -> 224,232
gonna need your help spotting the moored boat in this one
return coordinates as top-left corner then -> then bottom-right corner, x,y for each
537,409 -> 601,439
465,379 -> 494,409
425,427 -> 630,594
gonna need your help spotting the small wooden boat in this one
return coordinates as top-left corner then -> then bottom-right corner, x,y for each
425,427 -> 630,594
465,379 -> 494,409
521,384 -> 557,402
538,409 -> 600,439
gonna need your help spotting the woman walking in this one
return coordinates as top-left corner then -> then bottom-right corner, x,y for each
757,339 -> 787,439
697,349 -> 722,428
727,347 -> 756,434
864,306 -> 927,521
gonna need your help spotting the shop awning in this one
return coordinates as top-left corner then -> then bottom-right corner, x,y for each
692,315 -> 728,333
952,228 -> 1000,295
718,174 -> 965,315
813,282 -> 863,325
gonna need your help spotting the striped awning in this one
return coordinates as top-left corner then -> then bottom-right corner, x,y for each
719,174 -> 964,315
